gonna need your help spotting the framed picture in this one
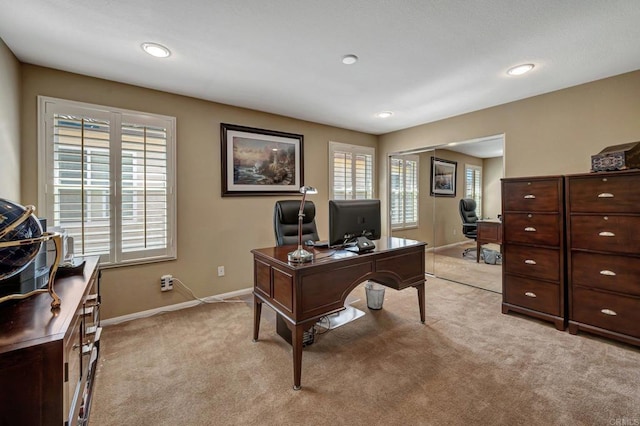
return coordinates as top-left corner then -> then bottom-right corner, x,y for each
221,123 -> 304,196
430,157 -> 457,197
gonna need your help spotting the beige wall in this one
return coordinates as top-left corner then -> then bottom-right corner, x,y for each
13,61 -> 640,319
0,38 -> 21,201
20,65 -> 377,319
378,70 -> 640,231
483,156 -> 503,219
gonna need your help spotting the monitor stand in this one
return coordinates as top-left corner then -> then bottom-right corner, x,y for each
343,236 -> 376,253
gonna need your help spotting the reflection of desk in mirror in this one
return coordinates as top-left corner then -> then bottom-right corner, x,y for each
476,220 -> 503,262
251,237 -> 426,390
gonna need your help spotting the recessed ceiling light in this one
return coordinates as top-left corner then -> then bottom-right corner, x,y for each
507,63 -> 534,76
376,111 -> 393,118
342,54 -> 358,65
141,42 -> 171,58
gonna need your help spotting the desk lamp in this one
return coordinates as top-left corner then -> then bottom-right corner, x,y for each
287,185 -> 318,263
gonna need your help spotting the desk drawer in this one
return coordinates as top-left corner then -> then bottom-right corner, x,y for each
477,221 -> 502,243
503,179 -> 561,212
571,251 -> 640,296
569,215 -> 640,254
504,245 -> 560,282
504,275 -> 560,316
503,213 -> 560,246
568,174 -> 640,213
572,286 -> 640,338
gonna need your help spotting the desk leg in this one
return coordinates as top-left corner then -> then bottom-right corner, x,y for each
253,296 -> 262,342
416,283 -> 426,324
476,241 -> 481,263
291,324 -> 305,390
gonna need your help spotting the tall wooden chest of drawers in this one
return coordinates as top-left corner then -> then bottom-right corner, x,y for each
565,170 -> 640,346
501,176 -> 566,330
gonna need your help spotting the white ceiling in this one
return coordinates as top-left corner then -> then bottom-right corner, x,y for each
1,1 -> 640,135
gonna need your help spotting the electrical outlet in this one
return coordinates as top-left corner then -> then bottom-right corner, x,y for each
217,266 -> 225,277
161,274 -> 173,291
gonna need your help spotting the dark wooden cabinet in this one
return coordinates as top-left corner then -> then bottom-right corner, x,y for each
0,256 -> 101,425
566,170 -> 640,346
501,176 -> 566,330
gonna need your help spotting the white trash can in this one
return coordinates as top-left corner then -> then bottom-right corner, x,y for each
365,282 -> 385,310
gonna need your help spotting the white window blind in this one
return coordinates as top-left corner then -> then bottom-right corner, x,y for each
390,155 -> 419,229
465,164 -> 482,218
329,142 -> 375,200
38,97 -> 177,266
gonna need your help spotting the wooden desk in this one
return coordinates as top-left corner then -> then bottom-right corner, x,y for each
476,220 -> 503,262
251,237 -> 426,390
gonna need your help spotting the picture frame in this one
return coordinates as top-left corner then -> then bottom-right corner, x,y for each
221,123 -> 304,196
430,157 -> 457,197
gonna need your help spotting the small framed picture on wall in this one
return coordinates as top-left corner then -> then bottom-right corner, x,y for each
430,157 -> 457,197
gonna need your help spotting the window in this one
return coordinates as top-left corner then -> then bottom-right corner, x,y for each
390,155 -> 419,229
329,142 -> 375,200
38,97 -> 177,267
465,164 -> 482,218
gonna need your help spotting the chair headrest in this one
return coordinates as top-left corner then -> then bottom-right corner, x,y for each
276,200 -> 316,224
460,198 -> 476,212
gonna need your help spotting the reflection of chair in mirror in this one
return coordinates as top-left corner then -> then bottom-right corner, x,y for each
459,198 -> 479,258
273,200 -> 364,343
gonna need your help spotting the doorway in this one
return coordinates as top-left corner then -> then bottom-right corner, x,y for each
388,134 -> 504,293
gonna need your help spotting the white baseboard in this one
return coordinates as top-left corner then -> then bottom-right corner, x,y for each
101,287 -> 253,326
431,241 -> 469,252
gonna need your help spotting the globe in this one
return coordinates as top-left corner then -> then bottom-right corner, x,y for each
0,198 -> 43,281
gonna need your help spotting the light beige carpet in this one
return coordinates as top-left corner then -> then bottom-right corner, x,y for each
90,278 -> 640,426
427,242 -> 502,293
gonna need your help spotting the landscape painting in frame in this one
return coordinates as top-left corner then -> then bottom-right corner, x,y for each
430,157 -> 457,197
221,123 -> 304,196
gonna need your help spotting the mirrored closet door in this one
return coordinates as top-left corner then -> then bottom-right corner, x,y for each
389,135 -> 504,293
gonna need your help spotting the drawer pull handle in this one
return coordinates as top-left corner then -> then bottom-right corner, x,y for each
599,270 -> 616,276
524,292 -> 537,298
601,309 -> 617,316
524,259 -> 537,265
597,193 -> 614,198
524,194 -> 536,199
524,227 -> 537,232
598,231 -> 615,237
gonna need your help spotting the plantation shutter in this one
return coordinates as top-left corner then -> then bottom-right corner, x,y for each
390,157 -> 403,226
40,97 -> 176,267
51,110 -> 113,259
404,157 -> 418,226
329,142 -> 375,200
390,155 -> 419,229
120,119 -> 170,261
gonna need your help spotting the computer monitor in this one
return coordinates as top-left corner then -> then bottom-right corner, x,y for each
328,199 -> 381,248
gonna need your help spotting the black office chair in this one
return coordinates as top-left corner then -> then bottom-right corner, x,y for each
459,198 -> 479,258
273,200 -> 319,246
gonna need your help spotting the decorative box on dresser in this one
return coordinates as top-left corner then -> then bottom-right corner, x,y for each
565,170 -> 640,347
501,176 -> 566,330
0,256 -> 101,426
